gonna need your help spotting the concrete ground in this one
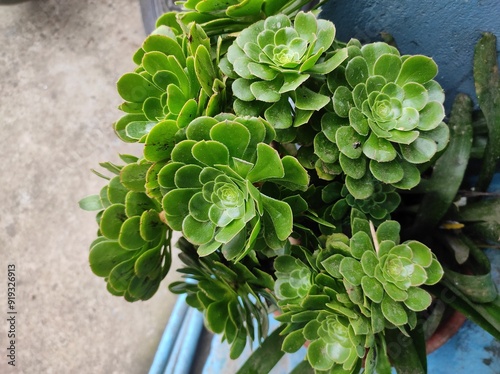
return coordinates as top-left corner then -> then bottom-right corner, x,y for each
0,1 -> 182,373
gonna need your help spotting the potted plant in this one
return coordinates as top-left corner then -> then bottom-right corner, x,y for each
79,0 -> 500,372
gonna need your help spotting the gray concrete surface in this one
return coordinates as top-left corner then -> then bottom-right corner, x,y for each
0,1 -> 182,373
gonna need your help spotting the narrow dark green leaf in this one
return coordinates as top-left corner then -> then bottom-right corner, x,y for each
473,32 -> 500,191
411,94 -> 473,233
235,324 -> 286,374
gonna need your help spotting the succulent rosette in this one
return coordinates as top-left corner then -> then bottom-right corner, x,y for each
274,254 -> 313,303
274,246 -> 375,372
305,313 -> 365,373
321,181 -> 401,228
114,23 -> 225,143
158,114 -> 309,259
221,12 -> 347,129
321,213 -> 444,328
79,156 -> 171,301
321,39 -> 449,199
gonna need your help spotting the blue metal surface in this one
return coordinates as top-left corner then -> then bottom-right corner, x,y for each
149,294 -> 189,374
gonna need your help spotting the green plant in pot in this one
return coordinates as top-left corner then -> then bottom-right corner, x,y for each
80,0 -> 500,372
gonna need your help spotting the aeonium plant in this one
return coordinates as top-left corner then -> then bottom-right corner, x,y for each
80,1 -> 500,373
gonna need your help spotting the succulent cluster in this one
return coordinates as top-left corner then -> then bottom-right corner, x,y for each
79,156 -> 171,301
78,1 -> 500,373
322,181 -> 401,228
222,12 -> 347,129
169,237 -> 275,358
114,21 -> 225,144
274,210 -> 444,372
158,114 -> 309,259
317,39 -> 449,199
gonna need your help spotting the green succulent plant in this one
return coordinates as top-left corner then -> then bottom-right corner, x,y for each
80,2 -> 500,373
305,313 -> 364,373
161,0 -> 329,37
274,254 -> 313,302
321,211 -> 444,328
114,22 -> 225,144
79,156 -> 171,301
169,237 -> 275,359
319,39 -> 449,199
322,181 -> 401,228
274,246 -> 376,372
221,11 -> 347,129
158,114 -> 309,259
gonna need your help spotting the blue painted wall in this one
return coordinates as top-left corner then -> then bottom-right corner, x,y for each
321,0 -> 500,112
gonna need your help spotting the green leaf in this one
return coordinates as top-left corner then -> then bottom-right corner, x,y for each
361,276 -> 384,303
210,121 -> 250,159
206,301 -> 228,334
307,47 -> 348,74
282,328 -> 306,353
247,143 -> 284,182
363,133 -> 397,162
166,84 -> 187,115
119,216 -> 147,249
400,137 -> 437,164
261,194 -> 293,241
339,257 -> 364,285
396,55 -> 438,85
381,294 -> 408,326
194,45 -> 216,96
89,240 -> 134,277
135,246 -> 163,278
391,161 -> 421,190
183,216 -> 215,245
117,73 -> 162,102
120,163 -> 150,192
174,164 -> 203,188
142,34 -> 185,66
270,155 -> 310,191
333,86 -> 354,117
126,121 -> 157,140
279,72 -> 310,93
265,96 -> 293,129
236,324 -> 286,374
144,120 -> 179,162
336,126 -> 364,159
369,159 -> 404,183
404,287 -> 432,311
346,56 -> 369,87
215,218 -> 246,243
100,204 -> 128,240
346,173 -> 374,200
473,32 -> 500,191
418,101 -> 445,131
192,140 -> 230,166
351,231 -> 374,259
140,210 -> 164,241
374,53 -> 402,82
232,78 -> 256,101
108,258 -> 135,292
295,87 -> 330,111
107,176 -> 128,204
402,82 -> 428,111
79,195 -> 103,211
385,328 -> 427,374
162,189 -> 197,229
250,79 -> 282,102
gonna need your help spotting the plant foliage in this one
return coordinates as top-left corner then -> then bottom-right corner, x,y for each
80,1 -> 500,373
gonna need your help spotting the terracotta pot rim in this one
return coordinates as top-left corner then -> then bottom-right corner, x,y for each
425,309 -> 466,354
